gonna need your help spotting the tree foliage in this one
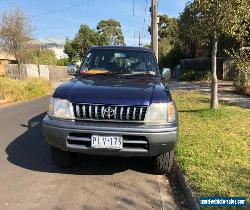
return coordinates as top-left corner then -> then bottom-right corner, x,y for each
64,24 -> 99,63
56,57 -> 70,66
64,20 -> 125,62
180,0 -> 249,45
97,19 -> 124,46
179,0 -> 250,109
30,49 -> 57,65
0,9 -> 33,65
158,15 -> 179,45
64,38 -> 78,63
156,15 -> 182,68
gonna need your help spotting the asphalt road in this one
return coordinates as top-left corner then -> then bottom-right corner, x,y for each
0,97 -> 177,210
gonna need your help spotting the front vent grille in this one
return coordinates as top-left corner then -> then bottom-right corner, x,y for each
73,104 -> 147,122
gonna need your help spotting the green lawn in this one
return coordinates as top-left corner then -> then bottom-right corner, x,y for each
172,91 -> 250,202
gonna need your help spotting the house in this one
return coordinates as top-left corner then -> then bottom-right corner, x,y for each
0,52 -> 16,76
38,38 -> 68,59
0,52 -> 16,64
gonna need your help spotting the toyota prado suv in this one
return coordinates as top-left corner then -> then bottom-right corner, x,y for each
42,46 -> 178,174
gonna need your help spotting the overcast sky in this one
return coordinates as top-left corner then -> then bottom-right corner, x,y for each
0,0 -> 188,45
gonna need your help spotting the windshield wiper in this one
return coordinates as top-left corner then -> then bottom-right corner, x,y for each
78,72 -> 123,78
123,73 -> 158,77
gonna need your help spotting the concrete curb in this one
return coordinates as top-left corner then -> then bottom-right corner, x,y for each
173,159 -> 200,210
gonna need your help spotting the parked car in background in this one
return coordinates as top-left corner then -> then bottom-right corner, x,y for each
42,46 -> 178,174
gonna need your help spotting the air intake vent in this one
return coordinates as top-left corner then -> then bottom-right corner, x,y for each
73,104 -> 147,122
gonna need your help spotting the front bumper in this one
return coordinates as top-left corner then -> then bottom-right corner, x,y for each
42,115 -> 178,157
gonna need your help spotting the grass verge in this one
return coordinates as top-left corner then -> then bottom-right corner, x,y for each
0,76 -> 52,103
172,91 -> 250,206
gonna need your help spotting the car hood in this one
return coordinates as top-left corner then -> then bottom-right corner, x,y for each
53,77 -> 171,106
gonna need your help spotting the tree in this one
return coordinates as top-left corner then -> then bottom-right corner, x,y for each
64,25 -> 99,62
31,49 -> 57,65
97,19 -> 124,46
179,0 -> 250,109
64,38 -> 78,63
153,15 -> 180,68
158,15 -> 179,44
56,58 -> 70,66
0,9 -> 33,75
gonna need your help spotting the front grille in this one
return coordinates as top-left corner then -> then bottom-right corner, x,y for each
73,104 -> 147,122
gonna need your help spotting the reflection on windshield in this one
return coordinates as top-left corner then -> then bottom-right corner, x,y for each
79,49 -> 159,76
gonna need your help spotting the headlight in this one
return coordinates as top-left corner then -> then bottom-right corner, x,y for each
144,101 -> 177,124
48,97 -> 75,120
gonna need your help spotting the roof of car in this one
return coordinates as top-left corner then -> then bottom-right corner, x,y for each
90,46 -> 154,52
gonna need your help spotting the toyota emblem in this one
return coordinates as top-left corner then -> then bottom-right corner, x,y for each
103,107 -> 115,118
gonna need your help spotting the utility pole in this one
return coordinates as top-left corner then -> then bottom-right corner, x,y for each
151,0 -> 158,61
139,33 -> 141,46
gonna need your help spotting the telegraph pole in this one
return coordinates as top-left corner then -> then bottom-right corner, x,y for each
151,0 -> 158,61
139,33 -> 141,46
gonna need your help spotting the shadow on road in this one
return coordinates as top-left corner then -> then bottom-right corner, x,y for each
5,112 -> 154,175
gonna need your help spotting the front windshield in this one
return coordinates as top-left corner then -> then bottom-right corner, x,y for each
79,49 -> 159,76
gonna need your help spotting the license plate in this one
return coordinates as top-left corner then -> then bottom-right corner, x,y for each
91,135 -> 123,150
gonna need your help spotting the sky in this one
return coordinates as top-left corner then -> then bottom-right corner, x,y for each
0,0 -> 188,46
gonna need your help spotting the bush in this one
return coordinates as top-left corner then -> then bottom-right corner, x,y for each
161,44 -> 185,69
233,69 -> 249,93
31,49 -> 57,65
180,69 -> 211,81
0,77 -> 52,102
56,58 -> 70,66
242,85 -> 250,96
230,48 -> 250,95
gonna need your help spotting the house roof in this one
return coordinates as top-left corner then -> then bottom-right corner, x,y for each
0,52 -> 16,61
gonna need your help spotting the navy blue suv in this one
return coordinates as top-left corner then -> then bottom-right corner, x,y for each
42,46 -> 178,174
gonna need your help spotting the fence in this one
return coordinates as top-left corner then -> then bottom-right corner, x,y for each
172,57 -> 234,80
2,64 -> 71,82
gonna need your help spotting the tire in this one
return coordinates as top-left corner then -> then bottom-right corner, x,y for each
50,146 -> 77,168
153,150 -> 174,174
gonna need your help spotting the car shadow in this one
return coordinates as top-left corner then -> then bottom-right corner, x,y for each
5,112 -> 155,175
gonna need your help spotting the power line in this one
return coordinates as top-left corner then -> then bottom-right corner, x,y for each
133,0 -> 135,46
142,0 -> 149,46
31,0 -> 91,18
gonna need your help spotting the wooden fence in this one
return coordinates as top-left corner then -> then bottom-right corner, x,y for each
174,57 -> 234,80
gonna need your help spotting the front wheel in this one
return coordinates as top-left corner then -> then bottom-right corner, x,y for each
153,150 -> 174,174
50,146 -> 78,168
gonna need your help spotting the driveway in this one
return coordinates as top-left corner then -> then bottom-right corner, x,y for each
0,97 -> 177,210
167,80 -> 250,109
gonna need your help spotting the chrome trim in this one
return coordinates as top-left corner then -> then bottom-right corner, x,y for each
95,106 -> 98,118
120,107 -> 124,120
126,107 -> 130,120
139,107 -> 143,120
107,106 -> 111,119
89,105 -> 92,118
73,103 -> 147,122
73,102 -> 148,107
101,106 -> 104,119
114,107 -> 117,119
76,105 -> 80,117
73,118 -> 145,123
82,105 -> 86,118
132,107 -> 136,120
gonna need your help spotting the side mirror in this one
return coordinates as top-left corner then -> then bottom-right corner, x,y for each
67,64 -> 78,76
161,68 -> 171,80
